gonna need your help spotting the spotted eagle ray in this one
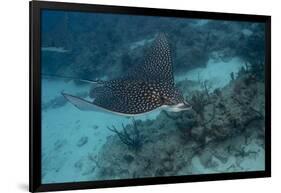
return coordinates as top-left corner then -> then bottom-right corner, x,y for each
62,33 -> 191,116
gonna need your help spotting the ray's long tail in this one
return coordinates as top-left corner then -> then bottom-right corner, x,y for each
41,73 -> 100,84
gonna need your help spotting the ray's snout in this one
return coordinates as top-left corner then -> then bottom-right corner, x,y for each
182,100 -> 192,110
166,100 -> 192,112
176,100 -> 192,111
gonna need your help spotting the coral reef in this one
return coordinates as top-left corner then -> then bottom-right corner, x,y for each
106,119 -> 144,152
41,12 -> 265,82
93,71 -> 265,180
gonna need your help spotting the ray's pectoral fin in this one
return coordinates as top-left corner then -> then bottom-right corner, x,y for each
62,92 -> 98,111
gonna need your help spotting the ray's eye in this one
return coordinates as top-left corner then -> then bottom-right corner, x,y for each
160,96 -> 167,103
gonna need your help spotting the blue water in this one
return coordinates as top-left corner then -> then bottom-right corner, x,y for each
41,10 -> 266,183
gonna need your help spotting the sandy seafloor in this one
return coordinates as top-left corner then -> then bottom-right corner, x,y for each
41,57 -> 264,184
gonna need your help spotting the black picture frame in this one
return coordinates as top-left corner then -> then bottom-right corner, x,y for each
29,1 -> 271,192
